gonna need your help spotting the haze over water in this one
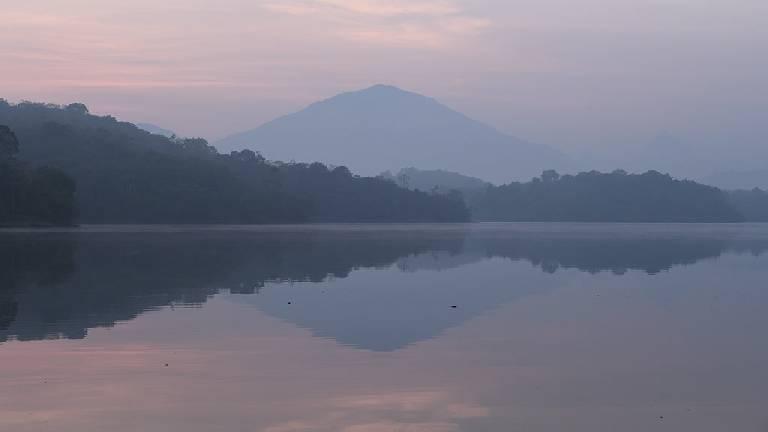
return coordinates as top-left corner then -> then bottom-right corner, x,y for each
2,223 -> 768,431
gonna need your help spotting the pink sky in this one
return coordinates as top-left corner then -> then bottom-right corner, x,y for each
1,0 -> 766,155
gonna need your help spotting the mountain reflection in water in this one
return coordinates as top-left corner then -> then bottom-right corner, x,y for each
3,224 -> 768,432
2,224 -> 767,349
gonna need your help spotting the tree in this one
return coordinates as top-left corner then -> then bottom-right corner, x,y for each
541,169 -> 560,183
0,125 -> 19,160
0,124 -> 77,226
332,166 -> 352,177
65,103 -> 89,115
178,137 -> 217,157
397,172 -> 410,188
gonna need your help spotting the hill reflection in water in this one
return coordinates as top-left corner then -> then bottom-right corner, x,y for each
2,224 -> 768,350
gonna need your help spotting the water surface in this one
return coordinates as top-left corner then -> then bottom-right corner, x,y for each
2,223 -> 768,431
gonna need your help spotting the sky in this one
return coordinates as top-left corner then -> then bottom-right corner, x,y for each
1,0 -> 766,172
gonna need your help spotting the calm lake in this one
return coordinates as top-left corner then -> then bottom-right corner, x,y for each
2,223 -> 768,431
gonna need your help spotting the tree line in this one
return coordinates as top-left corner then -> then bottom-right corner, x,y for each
2,99 -> 767,226
466,169 -> 745,222
0,100 -> 469,225
393,167 -> 768,222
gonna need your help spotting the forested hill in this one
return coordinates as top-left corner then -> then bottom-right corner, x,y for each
726,188 -> 768,222
1,125 -> 76,226
0,100 -> 469,224
468,170 -> 745,223
2,100 -> 759,225
380,167 -> 491,194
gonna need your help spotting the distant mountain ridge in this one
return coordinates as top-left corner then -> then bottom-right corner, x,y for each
380,167 -> 492,193
216,85 -> 569,183
136,122 -> 176,138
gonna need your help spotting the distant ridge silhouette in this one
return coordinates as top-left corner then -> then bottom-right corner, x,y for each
216,85 -> 568,183
136,122 -> 176,138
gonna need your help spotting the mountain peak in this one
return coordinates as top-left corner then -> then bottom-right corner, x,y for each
362,84 -> 407,93
216,87 -> 567,183
313,84 -> 435,110
353,84 -> 430,100
347,84 -> 421,98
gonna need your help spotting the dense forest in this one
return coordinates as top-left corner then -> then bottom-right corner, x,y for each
0,100 -> 469,224
467,170 -> 746,222
0,125 -> 76,226
3,100 -> 767,225
380,167 -> 491,194
385,167 -> 756,222
727,188 -> 768,222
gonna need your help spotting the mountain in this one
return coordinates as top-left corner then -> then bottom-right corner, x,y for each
380,167 -> 492,193
216,85 -> 568,183
135,122 -> 176,138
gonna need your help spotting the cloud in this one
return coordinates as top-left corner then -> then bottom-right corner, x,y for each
315,0 -> 462,16
261,390 -> 489,432
342,422 -> 460,432
262,0 -> 491,48
264,0 -> 462,17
